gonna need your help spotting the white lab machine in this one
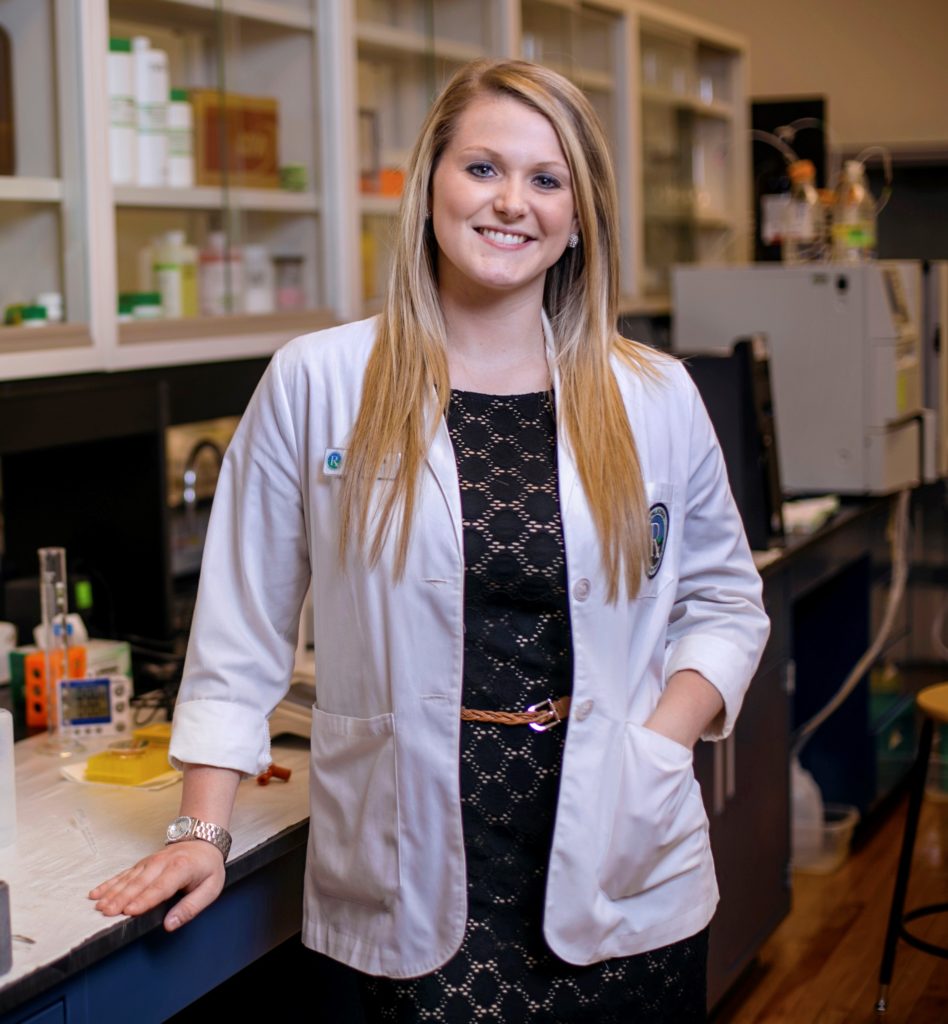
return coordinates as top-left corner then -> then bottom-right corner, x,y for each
672,262 -> 925,495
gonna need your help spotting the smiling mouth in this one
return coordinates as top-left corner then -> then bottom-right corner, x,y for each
476,227 -> 532,246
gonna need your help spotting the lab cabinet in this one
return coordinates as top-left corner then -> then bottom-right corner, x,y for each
0,0 -> 748,382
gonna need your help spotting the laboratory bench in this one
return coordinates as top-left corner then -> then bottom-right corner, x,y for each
0,489 -> 938,1021
0,735 -> 311,1024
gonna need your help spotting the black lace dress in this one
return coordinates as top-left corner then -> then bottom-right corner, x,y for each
360,390 -> 708,1023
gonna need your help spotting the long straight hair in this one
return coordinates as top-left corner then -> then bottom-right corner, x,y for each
341,60 -> 658,601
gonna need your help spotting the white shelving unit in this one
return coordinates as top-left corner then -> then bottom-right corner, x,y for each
0,0 -> 748,380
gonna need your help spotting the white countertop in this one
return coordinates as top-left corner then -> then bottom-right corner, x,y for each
0,732 -> 311,996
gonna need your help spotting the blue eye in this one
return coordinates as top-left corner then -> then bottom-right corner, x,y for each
467,162 -> 495,178
534,174 -> 562,190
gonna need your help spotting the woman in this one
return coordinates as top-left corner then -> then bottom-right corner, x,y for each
91,60 -> 769,1021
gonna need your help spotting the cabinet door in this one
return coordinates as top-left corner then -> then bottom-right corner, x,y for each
354,0 -> 503,313
635,13 -> 748,308
697,654 -> 792,1009
107,0 -> 332,370
0,0 -> 103,379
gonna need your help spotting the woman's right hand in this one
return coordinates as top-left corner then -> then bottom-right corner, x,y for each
89,839 -> 226,932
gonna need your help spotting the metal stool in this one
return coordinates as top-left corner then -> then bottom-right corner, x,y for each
875,682 -> 948,1014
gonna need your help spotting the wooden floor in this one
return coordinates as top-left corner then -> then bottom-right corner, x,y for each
713,792 -> 948,1023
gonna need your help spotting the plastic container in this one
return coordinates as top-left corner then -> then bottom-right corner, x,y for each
167,87 -> 194,188
85,742 -> 170,786
832,159 -> 876,262
107,38 -> 136,185
242,245 -> 275,313
117,293 -> 136,322
131,291 -> 163,319
153,230 -> 198,317
199,231 -> 243,316
34,291 -> 63,323
781,159 -> 825,264
133,37 -> 169,187
792,803 -> 859,874
274,254 -> 305,311
791,757 -> 823,866
0,708 -> 16,848
20,305 -> 48,328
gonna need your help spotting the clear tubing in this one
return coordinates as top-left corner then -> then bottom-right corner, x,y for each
750,129 -> 799,166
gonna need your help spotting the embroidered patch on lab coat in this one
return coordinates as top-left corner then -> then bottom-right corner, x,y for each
322,449 -> 401,479
647,502 -> 669,578
323,448 -> 346,476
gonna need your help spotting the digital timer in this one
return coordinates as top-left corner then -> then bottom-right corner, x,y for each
58,675 -> 134,739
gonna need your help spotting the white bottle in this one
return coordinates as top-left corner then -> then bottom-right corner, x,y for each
153,230 -> 198,318
167,88 -> 194,188
0,709 -> 15,848
242,245 -> 275,313
199,232 -> 243,316
34,291 -> 63,323
107,38 -> 136,185
133,37 -> 169,187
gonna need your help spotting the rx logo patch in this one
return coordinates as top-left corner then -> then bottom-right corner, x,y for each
647,502 -> 669,579
323,448 -> 346,476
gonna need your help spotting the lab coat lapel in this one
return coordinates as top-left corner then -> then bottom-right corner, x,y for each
543,311 -> 579,518
424,405 -> 464,563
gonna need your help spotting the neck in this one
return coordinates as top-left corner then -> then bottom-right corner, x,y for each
439,284 -> 549,395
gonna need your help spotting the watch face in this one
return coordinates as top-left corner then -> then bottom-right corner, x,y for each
167,816 -> 192,842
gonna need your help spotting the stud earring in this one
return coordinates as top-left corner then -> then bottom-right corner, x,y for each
567,233 -> 579,249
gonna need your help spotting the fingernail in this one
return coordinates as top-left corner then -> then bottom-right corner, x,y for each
166,915 -> 180,931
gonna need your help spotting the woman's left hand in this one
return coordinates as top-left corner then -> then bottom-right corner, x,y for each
643,669 -> 724,749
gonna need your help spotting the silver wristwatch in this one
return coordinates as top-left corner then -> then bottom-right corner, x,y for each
165,815 -> 232,862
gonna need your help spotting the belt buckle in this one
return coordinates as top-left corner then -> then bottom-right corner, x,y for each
527,698 -> 561,732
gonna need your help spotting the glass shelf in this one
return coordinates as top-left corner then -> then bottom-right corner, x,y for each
108,0 -> 324,329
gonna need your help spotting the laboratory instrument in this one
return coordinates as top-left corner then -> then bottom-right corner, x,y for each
37,547 -> 83,755
673,262 -> 925,494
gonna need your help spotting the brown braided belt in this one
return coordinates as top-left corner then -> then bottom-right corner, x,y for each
460,697 -> 571,732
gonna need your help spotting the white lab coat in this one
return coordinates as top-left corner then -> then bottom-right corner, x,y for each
171,315 -> 770,976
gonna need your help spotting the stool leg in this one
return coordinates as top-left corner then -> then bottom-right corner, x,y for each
875,716 -> 934,1014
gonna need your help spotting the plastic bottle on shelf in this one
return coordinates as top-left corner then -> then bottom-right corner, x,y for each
131,292 -> 163,319
34,291 -> 63,323
153,230 -> 198,318
274,254 -> 306,311
133,37 -> 169,187
20,305 -> 48,328
832,159 -> 876,262
107,38 -> 136,185
0,708 -> 15,848
781,160 -> 825,264
199,232 -> 243,316
242,245 -> 275,314
167,88 -> 194,188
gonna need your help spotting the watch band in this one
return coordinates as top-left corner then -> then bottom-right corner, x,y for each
165,815 -> 232,862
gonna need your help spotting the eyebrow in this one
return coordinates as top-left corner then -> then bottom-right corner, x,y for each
455,145 -> 570,175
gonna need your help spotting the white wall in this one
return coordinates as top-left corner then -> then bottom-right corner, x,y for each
654,0 -> 948,149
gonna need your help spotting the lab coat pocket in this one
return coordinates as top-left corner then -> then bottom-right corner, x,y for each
637,482 -> 679,599
599,722 -> 708,901
309,707 -> 400,908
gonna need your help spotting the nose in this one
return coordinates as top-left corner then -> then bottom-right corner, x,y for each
493,177 -> 527,219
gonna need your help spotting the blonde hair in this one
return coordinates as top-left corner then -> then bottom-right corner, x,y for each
341,59 -> 657,601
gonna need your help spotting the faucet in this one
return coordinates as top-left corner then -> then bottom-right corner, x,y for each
182,439 -> 224,534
